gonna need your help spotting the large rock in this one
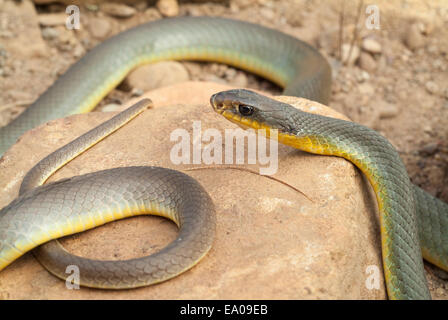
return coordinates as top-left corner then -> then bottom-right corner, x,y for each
0,82 -> 385,299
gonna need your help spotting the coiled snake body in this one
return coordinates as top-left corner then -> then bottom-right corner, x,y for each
0,17 -> 447,299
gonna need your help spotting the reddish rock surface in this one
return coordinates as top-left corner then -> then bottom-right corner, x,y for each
0,83 -> 385,299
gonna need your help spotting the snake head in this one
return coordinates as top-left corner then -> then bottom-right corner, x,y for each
210,89 -> 298,134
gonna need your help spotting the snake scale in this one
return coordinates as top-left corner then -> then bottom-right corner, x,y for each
0,17 -> 446,299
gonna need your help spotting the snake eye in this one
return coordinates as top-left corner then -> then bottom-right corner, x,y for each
238,104 -> 254,116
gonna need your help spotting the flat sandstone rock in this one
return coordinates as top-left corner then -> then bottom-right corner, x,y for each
0,82 -> 385,299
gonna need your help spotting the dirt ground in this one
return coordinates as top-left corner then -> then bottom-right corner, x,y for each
0,0 -> 447,299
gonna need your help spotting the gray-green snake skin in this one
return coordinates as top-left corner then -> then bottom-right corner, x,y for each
0,17 -> 446,299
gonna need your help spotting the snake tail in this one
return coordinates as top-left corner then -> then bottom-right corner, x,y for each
0,100 -> 216,289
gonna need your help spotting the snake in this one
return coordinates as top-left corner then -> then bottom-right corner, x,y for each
0,16 -> 446,299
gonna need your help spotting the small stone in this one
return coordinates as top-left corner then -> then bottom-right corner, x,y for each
425,81 -> 439,95
420,143 -> 439,156
432,59 -> 443,70
423,125 -> 433,134
144,8 -> 163,21
361,38 -> 382,54
435,288 -> 445,297
224,68 -> 237,79
135,1 -> 148,11
418,21 -> 435,35
427,45 -> 438,54
260,7 -> 275,20
124,61 -> 189,92
358,52 -> 377,72
55,27 -> 77,46
431,267 -> 448,280
38,13 -> 67,27
101,3 -> 137,18
85,4 -> 99,12
341,43 -> 360,65
73,45 -> 85,58
131,88 -> 144,97
156,0 -> 179,17
404,23 -> 425,50
41,27 -> 59,40
355,70 -> 369,83
203,74 -> 226,85
378,102 -> 399,119
358,83 -> 375,96
360,71 -> 370,81
88,17 -> 111,39
230,72 -> 248,88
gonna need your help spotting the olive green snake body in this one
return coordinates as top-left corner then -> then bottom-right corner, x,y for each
0,17 -> 446,299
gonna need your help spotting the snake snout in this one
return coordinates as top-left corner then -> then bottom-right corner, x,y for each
210,93 -> 224,111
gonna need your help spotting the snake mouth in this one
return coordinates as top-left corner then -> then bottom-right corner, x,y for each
210,91 -> 244,115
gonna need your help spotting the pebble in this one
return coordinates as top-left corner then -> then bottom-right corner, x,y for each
341,43 -> 360,65
101,3 -> 137,18
230,72 -> 248,88
423,125 -> 433,134
404,23 -> 425,50
355,70 -> 370,82
417,21 -> 434,36
435,288 -> 446,297
432,59 -> 444,70
431,267 -> 448,280
131,88 -> 144,97
144,8 -> 163,21
124,61 -> 189,92
378,102 -> 399,119
38,13 -> 67,27
427,45 -> 438,54
56,27 -> 77,46
73,44 -> 85,58
425,81 -> 439,95
224,68 -> 237,79
156,0 -> 179,17
85,4 -> 99,12
41,27 -> 59,40
358,52 -> 377,72
88,17 -> 111,39
420,142 -> 439,156
358,83 -> 375,96
361,38 -> 382,54
135,1 -> 148,11
203,74 -> 227,85
260,7 -> 275,20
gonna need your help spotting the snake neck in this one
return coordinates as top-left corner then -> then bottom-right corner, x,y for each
273,111 -> 431,299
